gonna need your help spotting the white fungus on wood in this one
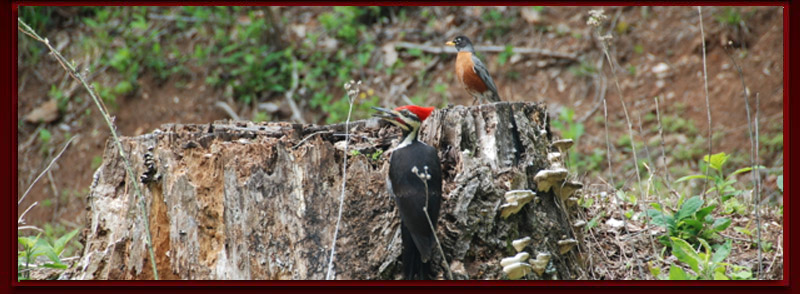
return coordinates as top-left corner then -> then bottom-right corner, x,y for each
500,251 -> 530,267
533,168 -> 568,192
553,181 -> 583,202
502,262 -> 533,280
499,190 -> 537,219
557,238 -> 578,254
529,252 -> 552,276
550,138 -> 574,151
511,237 -> 532,252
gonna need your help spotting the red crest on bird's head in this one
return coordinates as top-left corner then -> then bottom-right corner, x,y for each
395,105 -> 435,121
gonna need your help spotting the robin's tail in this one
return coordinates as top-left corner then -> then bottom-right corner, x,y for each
488,90 -> 501,102
401,222 -> 431,280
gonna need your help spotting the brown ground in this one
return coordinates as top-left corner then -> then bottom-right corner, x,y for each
17,6 -> 783,279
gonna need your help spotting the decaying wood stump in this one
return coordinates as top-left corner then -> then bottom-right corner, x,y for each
66,102 -> 586,280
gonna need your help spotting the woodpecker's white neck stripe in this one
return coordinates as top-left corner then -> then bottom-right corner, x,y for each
391,130 -> 417,153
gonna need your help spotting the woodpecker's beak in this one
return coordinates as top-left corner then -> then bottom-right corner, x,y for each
372,106 -> 409,130
371,106 -> 400,120
445,41 -> 455,46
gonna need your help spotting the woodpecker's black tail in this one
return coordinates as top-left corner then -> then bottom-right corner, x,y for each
401,221 -> 431,280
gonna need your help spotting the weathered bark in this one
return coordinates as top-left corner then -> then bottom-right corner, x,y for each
66,102 -> 585,280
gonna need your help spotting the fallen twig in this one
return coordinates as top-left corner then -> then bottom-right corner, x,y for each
214,101 -> 241,121
19,135 -> 78,206
284,58 -> 306,124
698,7 -> 714,202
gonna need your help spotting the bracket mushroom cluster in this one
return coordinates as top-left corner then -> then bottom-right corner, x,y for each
534,139 -> 584,202
500,236 -> 554,280
499,190 -> 537,219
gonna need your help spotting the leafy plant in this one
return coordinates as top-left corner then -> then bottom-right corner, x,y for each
18,228 -> 80,280
676,152 -> 763,206
659,238 -> 750,280
647,195 -> 731,247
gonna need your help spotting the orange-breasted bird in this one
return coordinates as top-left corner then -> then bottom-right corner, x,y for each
446,36 -> 501,103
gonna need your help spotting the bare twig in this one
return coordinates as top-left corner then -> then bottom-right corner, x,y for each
754,93 -> 763,279
723,39 -> 763,280
284,58 -> 306,124
18,201 -> 38,225
590,8 -> 645,278
414,166 -> 453,280
654,97 -> 674,186
17,225 -> 44,233
698,7 -> 713,201
292,130 -> 331,150
47,169 -> 60,223
19,135 -> 78,206
326,80 -> 361,280
18,19 -> 159,280
214,101 -> 241,121
393,41 -> 578,61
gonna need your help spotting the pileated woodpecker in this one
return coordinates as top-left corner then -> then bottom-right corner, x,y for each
373,105 -> 442,280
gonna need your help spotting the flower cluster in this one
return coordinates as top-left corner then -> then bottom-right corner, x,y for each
343,79 -> 362,103
586,9 -> 608,27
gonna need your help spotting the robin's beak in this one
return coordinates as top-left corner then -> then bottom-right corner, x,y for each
445,41 -> 455,46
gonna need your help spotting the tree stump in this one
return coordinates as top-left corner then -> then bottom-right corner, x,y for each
66,102 -> 585,280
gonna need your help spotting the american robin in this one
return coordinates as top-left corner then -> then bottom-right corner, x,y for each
446,36 -> 501,104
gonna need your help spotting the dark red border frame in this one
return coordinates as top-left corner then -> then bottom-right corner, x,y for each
6,1 -> 794,293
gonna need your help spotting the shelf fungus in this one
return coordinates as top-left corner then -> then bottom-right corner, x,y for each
553,181 -> 584,202
550,139 -> 574,152
529,252 -> 552,276
573,220 -> 586,229
500,190 -> 537,219
566,197 -> 579,208
502,262 -> 533,280
533,168 -> 568,193
512,236 -> 532,252
557,238 -> 578,254
547,152 -> 563,167
500,251 -> 530,267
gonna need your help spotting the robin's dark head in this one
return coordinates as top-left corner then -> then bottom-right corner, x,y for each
446,35 -> 474,52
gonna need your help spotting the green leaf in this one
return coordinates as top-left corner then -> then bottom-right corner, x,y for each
53,228 -> 80,256
777,175 -> 783,193
714,271 -> 730,280
729,167 -> 752,176
732,270 -> 752,280
647,209 -> 671,227
83,18 -> 99,28
676,174 -> 711,182
18,236 -> 38,249
38,128 -> 52,144
669,265 -> 689,280
682,219 -> 704,231
586,211 -> 605,231
712,240 -> 732,264
733,226 -> 752,236
676,196 -> 704,221
695,204 -> 716,221
42,263 -> 68,269
650,202 -> 662,211
704,152 -> 729,171
671,237 -> 701,273
648,262 -> 661,278
697,238 -> 712,260
712,217 -> 732,232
